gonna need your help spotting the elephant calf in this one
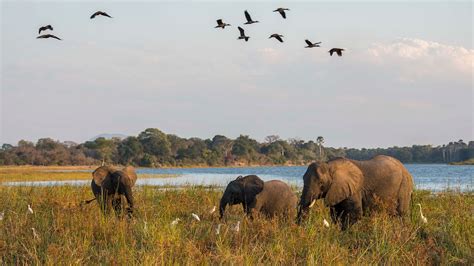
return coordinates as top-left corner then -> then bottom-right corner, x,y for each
90,165 -> 137,217
297,155 -> 414,230
219,175 -> 297,219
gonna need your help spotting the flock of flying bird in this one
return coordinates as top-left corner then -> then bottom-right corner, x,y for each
36,8 -> 345,56
36,11 -> 112,41
216,8 -> 345,56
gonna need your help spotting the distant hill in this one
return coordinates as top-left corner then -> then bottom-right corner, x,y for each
89,133 -> 128,141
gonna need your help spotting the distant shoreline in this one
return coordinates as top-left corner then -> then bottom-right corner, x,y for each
449,159 -> 474,165
1,162 -> 467,172
1,162 -> 471,171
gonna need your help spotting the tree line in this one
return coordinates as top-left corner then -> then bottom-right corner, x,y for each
0,128 -> 472,167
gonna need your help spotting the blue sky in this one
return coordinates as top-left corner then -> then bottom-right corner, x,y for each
1,1 -> 472,148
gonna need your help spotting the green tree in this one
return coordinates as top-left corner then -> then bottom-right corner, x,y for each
138,128 -> 171,164
232,135 -> 259,164
118,137 -> 143,165
316,136 -> 325,160
84,137 -> 118,164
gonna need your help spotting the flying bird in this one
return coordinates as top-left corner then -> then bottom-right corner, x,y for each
273,8 -> 290,19
38,25 -> 53,34
237,27 -> 249,42
233,221 -> 240,232
305,39 -> 321,48
244,10 -> 259,24
323,219 -> 330,228
215,19 -> 231,29
90,11 -> 112,19
269,33 -> 284,43
215,224 -> 222,235
171,218 -> 181,226
27,204 -> 34,214
36,34 -> 62,40
329,48 -> 345,56
209,206 -> 216,214
191,213 -> 201,221
417,203 -> 428,224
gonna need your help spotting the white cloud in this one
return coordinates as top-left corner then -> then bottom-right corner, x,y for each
367,38 -> 473,78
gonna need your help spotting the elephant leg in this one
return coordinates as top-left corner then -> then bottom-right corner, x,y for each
334,198 -> 362,230
96,192 -> 109,215
112,196 -> 122,216
331,204 -> 347,229
123,186 -> 134,217
243,201 -> 257,219
397,182 -> 412,217
330,207 -> 338,224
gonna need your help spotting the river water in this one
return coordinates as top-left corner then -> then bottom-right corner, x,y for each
2,164 -> 473,192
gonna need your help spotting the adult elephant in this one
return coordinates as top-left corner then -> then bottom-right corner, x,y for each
297,155 -> 413,230
219,175 -> 297,219
89,165 -> 137,217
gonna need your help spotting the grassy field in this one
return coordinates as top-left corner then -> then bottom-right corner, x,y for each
0,184 -> 472,264
0,166 -> 176,182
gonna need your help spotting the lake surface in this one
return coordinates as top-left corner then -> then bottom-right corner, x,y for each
3,164 -> 473,192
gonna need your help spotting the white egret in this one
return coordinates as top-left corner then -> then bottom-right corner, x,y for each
417,203 -> 428,224
323,219 -> 330,228
171,218 -> 181,226
209,206 -> 216,214
215,224 -> 222,235
31,228 -> 39,240
27,204 -> 34,214
233,221 -> 240,232
191,213 -> 201,221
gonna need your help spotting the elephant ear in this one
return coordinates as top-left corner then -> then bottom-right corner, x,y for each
92,166 -> 114,187
324,161 -> 363,206
241,175 -> 264,204
121,166 -> 137,187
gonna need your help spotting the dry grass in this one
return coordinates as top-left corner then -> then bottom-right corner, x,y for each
0,185 -> 472,265
0,167 -> 177,182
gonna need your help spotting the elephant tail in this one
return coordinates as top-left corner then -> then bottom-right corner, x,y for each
80,198 -> 96,206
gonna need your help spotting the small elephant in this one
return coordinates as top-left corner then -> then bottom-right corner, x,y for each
90,165 -> 137,217
297,155 -> 413,230
219,175 -> 297,219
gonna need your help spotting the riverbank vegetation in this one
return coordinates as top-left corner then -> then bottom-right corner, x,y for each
0,186 -> 472,264
1,128 -> 472,167
450,159 -> 474,165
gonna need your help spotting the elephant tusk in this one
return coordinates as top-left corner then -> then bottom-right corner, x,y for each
309,199 -> 316,208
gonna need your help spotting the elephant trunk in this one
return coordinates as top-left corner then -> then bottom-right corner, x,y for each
219,193 -> 229,220
297,185 -> 314,224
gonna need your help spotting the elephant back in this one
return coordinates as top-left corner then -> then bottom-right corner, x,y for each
121,166 -> 137,187
92,166 -> 116,187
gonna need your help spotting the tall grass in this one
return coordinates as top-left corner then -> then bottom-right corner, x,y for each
0,185 -> 472,264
